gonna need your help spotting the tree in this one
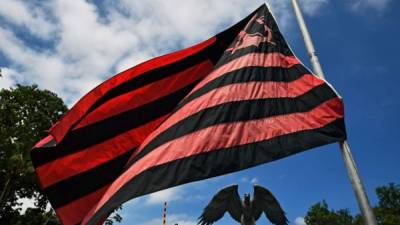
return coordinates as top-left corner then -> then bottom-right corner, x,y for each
304,200 -> 355,225
0,84 -> 124,224
374,183 -> 400,225
0,85 -> 67,224
105,207 -> 123,225
304,183 -> 400,225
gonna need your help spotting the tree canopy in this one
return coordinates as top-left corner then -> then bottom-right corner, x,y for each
0,85 -> 67,224
305,183 -> 400,225
0,84 -> 124,224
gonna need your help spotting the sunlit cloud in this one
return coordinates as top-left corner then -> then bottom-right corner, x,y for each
0,0 -> 329,106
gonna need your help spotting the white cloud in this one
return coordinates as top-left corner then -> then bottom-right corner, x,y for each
0,26 -> 72,99
240,176 -> 258,184
0,0 -> 329,105
0,0 -> 56,38
349,0 -> 393,12
295,216 -> 307,225
0,67 -> 17,89
13,197 -> 51,214
15,197 -> 35,214
165,214 -> 198,225
145,187 -> 183,205
250,178 -> 259,184
240,177 -> 249,183
299,0 -> 329,16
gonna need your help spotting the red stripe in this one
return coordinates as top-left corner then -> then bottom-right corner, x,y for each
135,73 -> 323,157
33,135 -> 53,149
74,60 -> 213,129
48,37 -> 217,143
36,115 -> 168,188
56,185 -> 108,225
82,98 -> 343,224
186,52 -> 299,97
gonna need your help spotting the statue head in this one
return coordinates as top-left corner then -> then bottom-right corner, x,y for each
244,193 -> 250,205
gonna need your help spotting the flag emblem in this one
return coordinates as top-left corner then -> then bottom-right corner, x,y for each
31,4 -> 346,225
227,14 -> 276,54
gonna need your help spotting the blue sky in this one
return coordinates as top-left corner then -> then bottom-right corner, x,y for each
1,0 -> 399,225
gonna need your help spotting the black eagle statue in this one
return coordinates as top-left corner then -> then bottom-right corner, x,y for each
198,185 -> 288,225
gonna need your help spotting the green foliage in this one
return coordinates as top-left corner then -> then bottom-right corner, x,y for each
6,208 -> 60,225
105,206 -> 123,225
0,84 -> 124,224
374,183 -> 400,225
305,200 -> 355,225
305,183 -> 400,225
0,85 -> 67,224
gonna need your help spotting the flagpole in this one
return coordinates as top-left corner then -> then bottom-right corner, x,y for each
290,1 -> 378,225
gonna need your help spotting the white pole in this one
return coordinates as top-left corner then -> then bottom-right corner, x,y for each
290,1 -> 378,225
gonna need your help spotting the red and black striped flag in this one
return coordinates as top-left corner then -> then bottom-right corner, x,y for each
31,4 -> 346,225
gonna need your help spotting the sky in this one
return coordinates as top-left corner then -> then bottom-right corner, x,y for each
0,0 -> 399,225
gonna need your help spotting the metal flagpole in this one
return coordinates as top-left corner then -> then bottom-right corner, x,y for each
290,0 -> 378,225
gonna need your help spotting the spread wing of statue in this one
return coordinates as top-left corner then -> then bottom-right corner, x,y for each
198,185 -> 288,225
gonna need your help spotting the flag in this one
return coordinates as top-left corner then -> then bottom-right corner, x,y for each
31,4 -> 346,225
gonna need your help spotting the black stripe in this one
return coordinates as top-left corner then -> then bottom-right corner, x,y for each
67,46 -> 217,133
179,64 -> 310,108
87,45 -> 217,114
86,118 -> 346,225
44,148 -> 135,208
214,42 -> 293,70
31,82 -> 197,167
126,83 -> 338,168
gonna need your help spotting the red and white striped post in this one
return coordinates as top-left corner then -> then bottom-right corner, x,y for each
163,202 -> 167,225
